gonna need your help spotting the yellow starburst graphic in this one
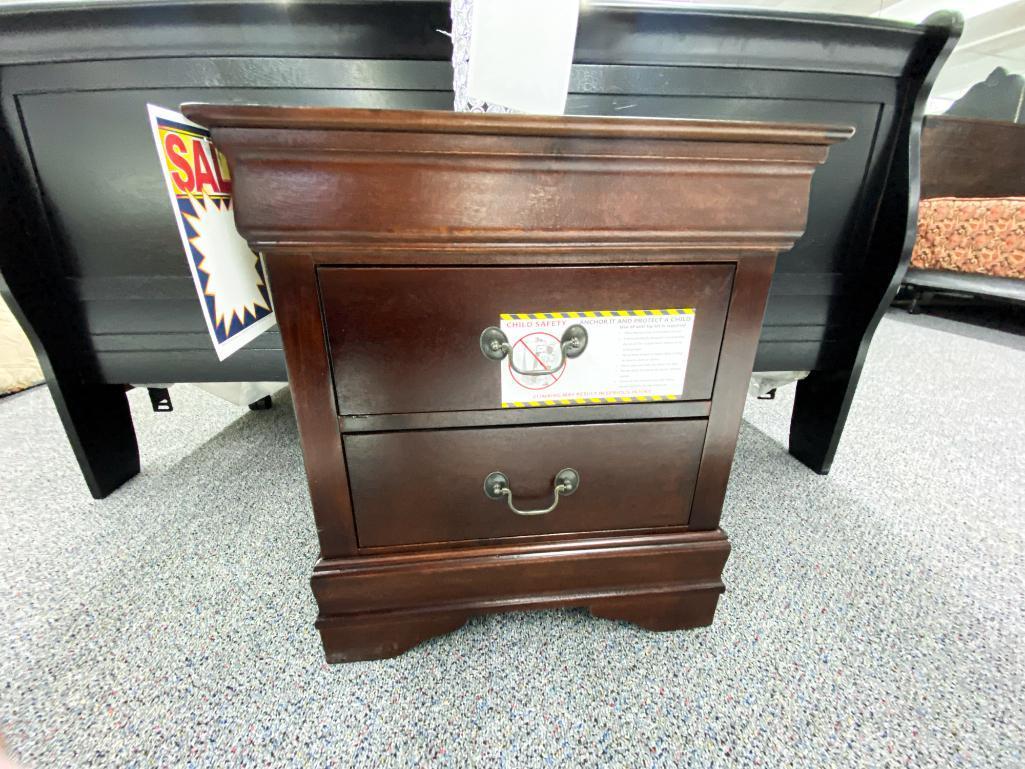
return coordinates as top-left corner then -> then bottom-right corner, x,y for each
183,198 -> 271,337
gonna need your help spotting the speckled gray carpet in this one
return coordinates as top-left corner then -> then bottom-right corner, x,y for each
1,311 -> 1023,768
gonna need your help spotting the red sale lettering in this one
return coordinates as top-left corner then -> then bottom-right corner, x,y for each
164,134 -> 194,193
191,138 -> 219,195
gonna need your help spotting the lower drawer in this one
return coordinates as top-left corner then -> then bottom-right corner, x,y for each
344,420 -> 706,548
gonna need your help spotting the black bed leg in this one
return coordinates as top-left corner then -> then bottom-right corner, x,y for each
907,288 -> 921,314
0,130 -> 139,499
47,377 -> 140,499
907,288 -> 933,315
788,369 -> 857,475
248,394 -> 273,411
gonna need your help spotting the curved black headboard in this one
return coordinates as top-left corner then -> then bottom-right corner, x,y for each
0,1 -> 960,495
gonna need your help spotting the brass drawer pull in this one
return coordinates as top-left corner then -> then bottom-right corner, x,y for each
483,468 -> 580,516
479,324 -> 588,377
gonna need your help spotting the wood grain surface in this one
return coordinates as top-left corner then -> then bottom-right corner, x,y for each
345,420 -> 707,547
201,107 -> 845,660
320,264 -> 733,415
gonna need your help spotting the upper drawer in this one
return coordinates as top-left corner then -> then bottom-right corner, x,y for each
320,264 -> 733,416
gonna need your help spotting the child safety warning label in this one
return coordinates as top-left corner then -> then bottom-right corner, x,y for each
498,309 -> 695,408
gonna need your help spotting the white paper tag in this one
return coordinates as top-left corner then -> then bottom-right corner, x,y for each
465,0 -> 579,115
499,309 -> 695,408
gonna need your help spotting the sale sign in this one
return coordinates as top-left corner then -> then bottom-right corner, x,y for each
147,104 -> 275,361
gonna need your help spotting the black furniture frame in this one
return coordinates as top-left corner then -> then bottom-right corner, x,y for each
0,1 -> 960,498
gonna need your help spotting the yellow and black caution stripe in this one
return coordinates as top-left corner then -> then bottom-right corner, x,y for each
502,394 -> 684,408
498,307 -> 693,409
499,308 -> 694,320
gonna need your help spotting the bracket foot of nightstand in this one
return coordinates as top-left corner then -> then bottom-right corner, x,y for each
589,586 -> 724,631
311,530 -> 730,662
316,584 -> 725,663
317,610 -> 470,663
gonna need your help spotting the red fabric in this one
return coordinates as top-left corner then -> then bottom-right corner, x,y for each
912,197 -> 1025,280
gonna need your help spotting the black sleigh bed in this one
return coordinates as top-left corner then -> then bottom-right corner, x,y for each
0,1 -> 960,497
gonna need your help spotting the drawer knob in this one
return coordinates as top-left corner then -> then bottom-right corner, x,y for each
479,324 -> 588,377
483,468 -> 580,516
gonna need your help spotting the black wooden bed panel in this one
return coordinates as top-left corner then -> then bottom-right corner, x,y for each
0,1 -> 961,497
